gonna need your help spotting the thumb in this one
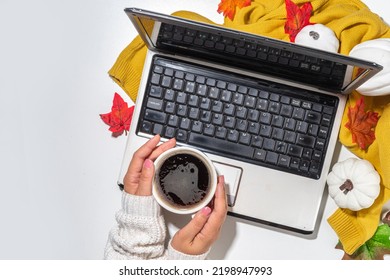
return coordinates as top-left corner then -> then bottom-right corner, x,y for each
177,207 -> 212,241
136,159 -> 154,196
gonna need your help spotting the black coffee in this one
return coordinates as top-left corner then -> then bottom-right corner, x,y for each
158,153 -> 210,207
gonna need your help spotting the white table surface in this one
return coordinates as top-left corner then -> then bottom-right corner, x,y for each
0,0 -> 388,260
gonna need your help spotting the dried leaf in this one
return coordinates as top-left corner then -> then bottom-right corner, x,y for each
345,97 -> 379,150
217,0 -> 251,21
100,92 -> 134,137
284,0 -> 313,42
336,224 -> 390,260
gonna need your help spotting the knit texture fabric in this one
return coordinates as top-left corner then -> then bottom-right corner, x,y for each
104,192 -> 208,260
108,0 -> 390,255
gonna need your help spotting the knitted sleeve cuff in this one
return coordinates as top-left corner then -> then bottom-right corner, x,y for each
121,191 -> 162,218
327,208 -> 366,255
104,191 -> 166,260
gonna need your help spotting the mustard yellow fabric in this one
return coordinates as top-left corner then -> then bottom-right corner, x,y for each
108,0 -> 390,255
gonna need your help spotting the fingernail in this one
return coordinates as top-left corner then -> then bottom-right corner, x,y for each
201,206 -> 212,216
216,176 -> 225,195
143,159 -> 153,169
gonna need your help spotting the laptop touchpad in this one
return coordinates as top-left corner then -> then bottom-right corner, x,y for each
213,162 -> 242,207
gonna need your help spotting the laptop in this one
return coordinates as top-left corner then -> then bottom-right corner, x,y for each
117,7 -> 382,234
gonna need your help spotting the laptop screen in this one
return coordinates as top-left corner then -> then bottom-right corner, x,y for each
125,8 -> 382,95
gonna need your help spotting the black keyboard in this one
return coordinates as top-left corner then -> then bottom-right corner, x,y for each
137,56 -> 338,179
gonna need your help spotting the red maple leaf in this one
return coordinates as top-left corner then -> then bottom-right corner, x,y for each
100,92 -> 134,137
345,97 -> 379,150
217,0 -> 251,21
284,0 -> 313,42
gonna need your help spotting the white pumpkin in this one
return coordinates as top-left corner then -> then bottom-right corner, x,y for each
349,38 -> 390,96
326,158 -> 380,211
295,24 -> 340,53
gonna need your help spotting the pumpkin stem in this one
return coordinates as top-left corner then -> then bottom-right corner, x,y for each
309,31 -> 320,40
339,179 -> 354,195
382,211 -> 390,226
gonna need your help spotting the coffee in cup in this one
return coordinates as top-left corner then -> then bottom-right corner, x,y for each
153,147 -> 217,214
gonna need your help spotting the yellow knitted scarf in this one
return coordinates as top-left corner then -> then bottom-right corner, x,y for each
108,0 -> 390,255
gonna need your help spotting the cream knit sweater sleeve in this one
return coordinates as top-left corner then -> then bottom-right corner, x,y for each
104,192 -> 208,260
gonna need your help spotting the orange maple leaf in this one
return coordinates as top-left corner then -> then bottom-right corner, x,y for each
217,0 -> 251,21
284,0 -> 313,42
345,97 -> 379,150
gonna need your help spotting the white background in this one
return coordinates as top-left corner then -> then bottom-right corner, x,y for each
0,0 -> 388,259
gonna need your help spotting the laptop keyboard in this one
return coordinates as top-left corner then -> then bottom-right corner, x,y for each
137,56 -> 338,179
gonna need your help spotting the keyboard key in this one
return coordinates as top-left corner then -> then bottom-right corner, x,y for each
164,68 -> 174,76
288,145 -> 303,157
144,109 -> 167,124
263,138 -> 276,151
140,121 -> 152,133
259,125 -> 272,137
284,131 -> 296,143
278,155 -> 291,167
168,115 -> 179,126
236,119 -> 248,131
203,124 -> 215,136
312,150 -> 322,161
180,118 -> 191,130
146,97 -> 163,111
308,124 -> 319,136
239,132 -> 251,145
191,121 -> 203,133
176,92 -> 187,104
153,123 -> 163,135
280,104 -> 293,117
164,89 -> 175,101
215,126 -> 227,139
254,149 -> 266,161
227,129 -> 239,142
321,114 -> 332,127
176,130 -> 188,142
252,136 -> 263,148
248,122 -> 260,134
196,84 -> 207,96
296,134 -> 315,148
151,73 -> 161,85
296,121 -> 308,134
173,79 -> 184,90
275,141 -> 287,153
188,134 -> 254,158
318,126 -> 328,139
292,107 -> 305,120
164,127 -> 176,138
290,158 -> 300,170
150,85 -> 163,98
284,119 -> 297,131
265,151 -> 278,164
211,113 -> 223,126
309,161 -> 320,175
305,111 -> 321,124
299,160 -> 310,172
161,76 -> 172,87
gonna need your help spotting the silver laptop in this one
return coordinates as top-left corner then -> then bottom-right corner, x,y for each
117,7 -> 382,234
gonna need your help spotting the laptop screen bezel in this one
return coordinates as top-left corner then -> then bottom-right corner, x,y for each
125,7 -> 383,95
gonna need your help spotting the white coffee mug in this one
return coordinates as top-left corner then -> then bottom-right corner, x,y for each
152,146 -> 217,214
